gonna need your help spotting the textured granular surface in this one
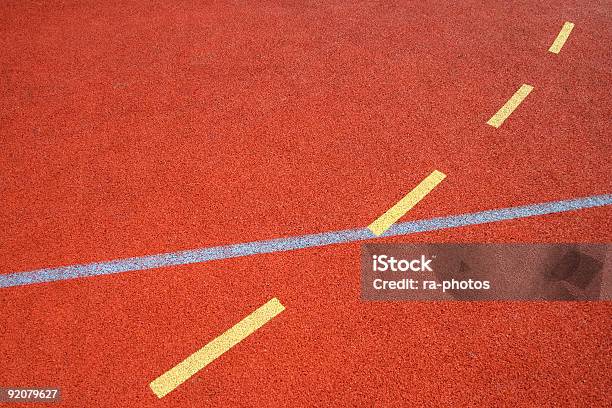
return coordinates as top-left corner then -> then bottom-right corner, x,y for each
1,1 -> 611,406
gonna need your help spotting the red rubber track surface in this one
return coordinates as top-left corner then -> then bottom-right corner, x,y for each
1,1 -> 611,407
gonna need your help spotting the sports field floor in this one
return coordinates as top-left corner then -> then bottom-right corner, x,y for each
1,1 -> 611,406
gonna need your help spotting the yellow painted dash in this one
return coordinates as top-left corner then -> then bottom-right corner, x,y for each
368,170 -> 446,237
487,84 -> 533,128
549,22 -> 574,54
149,298 -> 285,398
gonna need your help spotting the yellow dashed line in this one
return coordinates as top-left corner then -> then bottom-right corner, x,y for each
487,84 -> 533,128
149,298 -> 285,398
368,170 -> 446,237
549,22 -> 575,54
